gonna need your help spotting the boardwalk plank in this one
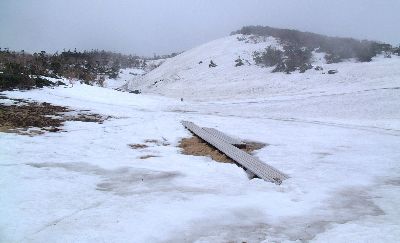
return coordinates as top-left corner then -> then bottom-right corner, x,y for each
202,127 -> 244,146
182,121 -> 288,184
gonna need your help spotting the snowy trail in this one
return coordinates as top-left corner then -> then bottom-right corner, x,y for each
1,84 -> 400,242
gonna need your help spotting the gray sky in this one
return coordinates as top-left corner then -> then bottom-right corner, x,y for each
1,0 -> 399,56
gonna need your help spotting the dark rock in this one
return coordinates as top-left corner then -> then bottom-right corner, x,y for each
235,56 -> 244,67
209,60 -> 217,68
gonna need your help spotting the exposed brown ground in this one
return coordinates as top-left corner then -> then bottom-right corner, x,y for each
144,138 -> 170,146
139,155 -> 159,159
129,138 -> 171,150
0,97 -> 108,135
129,144 -> 149,149
178,135 -> 266,163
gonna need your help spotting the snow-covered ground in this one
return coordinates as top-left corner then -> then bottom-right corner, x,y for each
1,35 -> 400,242
1,79 -> 399,242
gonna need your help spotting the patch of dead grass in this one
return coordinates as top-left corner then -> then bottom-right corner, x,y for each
0,97 -> 109,135
178,135 -> 266,163
144,138 -> 170,146
129,144 -> 148,149
0,101 -> 67,132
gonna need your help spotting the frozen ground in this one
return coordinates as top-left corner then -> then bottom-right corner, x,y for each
1,78 -> 399,242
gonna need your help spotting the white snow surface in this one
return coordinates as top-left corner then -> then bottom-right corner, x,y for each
104,68 -> 145,89
1,36 -> 400,242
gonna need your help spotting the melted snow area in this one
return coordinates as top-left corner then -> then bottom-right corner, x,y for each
1,35 -> 400,242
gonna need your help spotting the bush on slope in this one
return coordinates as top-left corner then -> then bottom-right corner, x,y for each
253,45 -> 313,73
233,25 -> 392,64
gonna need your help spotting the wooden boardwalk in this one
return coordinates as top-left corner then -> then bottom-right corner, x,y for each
182,121 -> 288,184
202,127 -> 245,146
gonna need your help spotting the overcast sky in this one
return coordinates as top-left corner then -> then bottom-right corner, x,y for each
1,0 -> 399,56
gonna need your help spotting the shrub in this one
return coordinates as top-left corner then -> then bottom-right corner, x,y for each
234,25 -> 389,62
282,45 -> 312,72
108,64 -> 120,79
325,53 -> 342,64
254,44 -> 312,73
0,63 -> 56,90
355,42 -> 377,62
0,72 -> 53,91
0,48 -> 146,86
299,63 -> 313,73
393,46 -> 400,56
253,46 -> 283,67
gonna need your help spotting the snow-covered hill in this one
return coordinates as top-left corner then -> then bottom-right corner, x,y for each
127,34 -> 400,101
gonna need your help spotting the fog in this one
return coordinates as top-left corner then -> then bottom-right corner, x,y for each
1,0 -> 399,56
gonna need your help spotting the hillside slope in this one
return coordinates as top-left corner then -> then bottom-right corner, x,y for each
127,34 -> 400,101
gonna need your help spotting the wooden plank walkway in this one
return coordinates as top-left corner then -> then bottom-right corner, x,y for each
182,121 -> 288,184
202,127 -> 245,146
